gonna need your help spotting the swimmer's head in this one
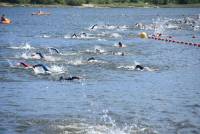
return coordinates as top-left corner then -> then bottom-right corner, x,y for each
118,42 -> 123,47
87,57 -> 95,61
59,76 -> 64,81
96,49 -> 100,53
135,65 -> 144,70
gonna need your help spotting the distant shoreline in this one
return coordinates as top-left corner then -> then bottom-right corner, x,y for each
0,2 -> 200,8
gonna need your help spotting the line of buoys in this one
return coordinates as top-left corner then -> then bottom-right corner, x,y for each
138,32 -> 200,48
149,36 -> 200,47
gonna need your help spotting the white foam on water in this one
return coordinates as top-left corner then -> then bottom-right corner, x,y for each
64,35 -> 71,39
105,25 -> 117,30
88,59 -> 106,64
48,65 -> 66,74
21,53 -> 33,59
61,52 -> 79,56
44,55 -> 59,62
166,24 -> 179,29
134,61 -> 141,65
54,123 -> 157,134
20,53 -> 60,61
153,17 -> 168,35
117,65 -> 136,70
51,110 -> 157,134
117,61 -> 158,72
8,43 -> 35,50
40,34 -> 51,38
67,58 -> 85,65
117,25 -> 129,31
110,33 -> 122,38
113,52 -> 124,56
97,38 -> 107,41
94,46 -> 106,53
7,60 -> 15,68
114,43 -> 126,48
33,67 -> 48,75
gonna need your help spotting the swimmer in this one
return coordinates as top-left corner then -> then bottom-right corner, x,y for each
117,42 -> 126,48
16,62 -> 51,74
156,33 -> 162,37
118,42 -> 123,47
135,64 -> 158,71
95,49 -> 101,53
135,23 -> 145,29
91,24 -> 97,29
71,33 -> 78,38
87,57 -> 95,62
135,64 -> 144,70
32,64 -> 51,74
59,76 -> 80,81
49,47 -> 60,54
82,32 -> 87,36
31,52 -> 44,59
16,62 -> 32,69
95,49 -> 101,54
33,64 -> 49,72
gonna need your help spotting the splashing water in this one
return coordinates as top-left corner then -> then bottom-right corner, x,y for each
21,53 -> 32,59
44,55 -> 59,62
67,58 -> 84,65
94,46 -> 106,53
41,34 -> 51,38
117,65 -> 136,70
33,67 -> 48,74
48,65 -> 66,74
8,42 -> 35,50
110,33 -> 122,38
7,59 -> 15,67
64,34 -> 71,39
153,17 -> 168,35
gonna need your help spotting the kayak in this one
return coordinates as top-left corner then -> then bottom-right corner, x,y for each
31,12 -> 50,16
1,18 -> 11,24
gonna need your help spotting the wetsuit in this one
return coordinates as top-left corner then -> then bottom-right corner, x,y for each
87,57 -> 95,61
71,33 -> 77,38
19,62 -> 31,68
49,48 -> 59,54
59,76 -> 80,81
135,65 -> 144,70
91,24 -> 97,29
33,64 -> 49,71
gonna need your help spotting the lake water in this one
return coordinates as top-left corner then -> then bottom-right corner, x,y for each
0,7 -> 200,134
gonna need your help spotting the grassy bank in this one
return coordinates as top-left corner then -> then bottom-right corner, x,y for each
0,2 -> 200,8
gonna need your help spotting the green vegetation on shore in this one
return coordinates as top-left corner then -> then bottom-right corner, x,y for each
0,0 -> 200,7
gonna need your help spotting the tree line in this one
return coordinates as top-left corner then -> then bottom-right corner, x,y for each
1,0 -> 200,6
